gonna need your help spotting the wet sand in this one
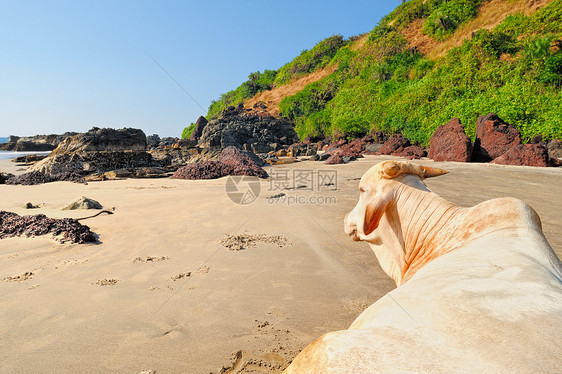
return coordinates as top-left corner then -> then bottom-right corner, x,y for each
1,156 -> 561,373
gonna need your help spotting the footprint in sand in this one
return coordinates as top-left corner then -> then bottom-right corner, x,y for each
215,350 -> 286,373
93,278 -> 120,286
134,256 -> 170,263
3,271 -> 34,282
170,272 -> 191,281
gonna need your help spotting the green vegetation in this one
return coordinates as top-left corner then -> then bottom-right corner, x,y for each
181,122 -> 196,139
274,35 -> 346,85
195,0 -> 562,144
206,69 -> 278,120
422,0 -> 482,40
281,0 -> 562,144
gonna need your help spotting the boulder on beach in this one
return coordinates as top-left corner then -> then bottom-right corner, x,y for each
473,113 -> 521,162
171,146 -> 269,180
61,197 -> 103,210
32,151 -> 156,176
0,172 -> 15,184
5,171 -> 85,185
428,118 -> 472,162
491,143 -> 559,167
377,134 -> 411,155
392,145 -> 426,159
52,127 -> 147,154
190,116 -> 208,142
198,110 -> 298,152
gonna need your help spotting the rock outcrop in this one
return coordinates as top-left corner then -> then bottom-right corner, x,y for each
473,113 -> 521,162
547,139 -> 562,159
198,109 -> 298,153
0,132 -> 77,151
428,118 -> 472,162
377,134 -> 411,155
5,171 -> 86,185
52,127 -> 147,154
190,116 -> 208,141
171,146 -> 268,180
31,151 -> 156,176
491,144 -> 559,167
392,145 -> 426,159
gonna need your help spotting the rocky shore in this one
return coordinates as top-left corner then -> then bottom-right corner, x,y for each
2,109 -> 561,187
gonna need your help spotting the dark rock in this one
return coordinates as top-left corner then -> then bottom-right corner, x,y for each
313,153 -> 330,162
0,172 -> 15,184
377,134 -> 411,155
342,156 -> 356,163
190,116 -> 208,141
0,211 -> 96,244
199,114 -> 298,151
14,141 -> 55,151
371,129 -> 388,144
428,118 -> 472,162
547,139 -> 562,159
32,151 -> 156,176
365,143 -> 383,154
53,127 -> 147,154
146,134 -> 161,149
12,154 -> 48,164
531,134 -> 544,144
0,132 -> 77,152
6,171 -> 86,185
491,144 -> 558,167
473,113 -> 521,162
23,202 -> 39,209
251,143 -> 273,154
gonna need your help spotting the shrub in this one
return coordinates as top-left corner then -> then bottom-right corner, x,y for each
181,123 -> 196,139
422,0 -> 481,40
274,35 -> 346,85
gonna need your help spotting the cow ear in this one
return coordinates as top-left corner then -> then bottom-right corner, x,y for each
363,193 -> 391,236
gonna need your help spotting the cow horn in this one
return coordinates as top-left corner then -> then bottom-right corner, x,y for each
381,161 -> 448,179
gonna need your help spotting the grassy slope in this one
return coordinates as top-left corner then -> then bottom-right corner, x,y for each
186,0 -> 562,144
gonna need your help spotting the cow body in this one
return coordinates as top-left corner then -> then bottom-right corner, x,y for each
284,161 -> 562,373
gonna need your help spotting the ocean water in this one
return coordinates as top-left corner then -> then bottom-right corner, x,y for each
0,151 -> 50,160
0,137 -> 7,143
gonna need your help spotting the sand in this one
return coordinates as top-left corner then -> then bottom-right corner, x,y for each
1,156 -> 561,373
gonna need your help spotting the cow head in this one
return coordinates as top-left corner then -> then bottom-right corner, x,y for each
344,160 -> 448,284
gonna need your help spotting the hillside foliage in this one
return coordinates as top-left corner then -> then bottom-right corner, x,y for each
194,0 -> 562,144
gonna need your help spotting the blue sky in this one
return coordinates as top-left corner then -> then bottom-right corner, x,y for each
0,1 -> 400,137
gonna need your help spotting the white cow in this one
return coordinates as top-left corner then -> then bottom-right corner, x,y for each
284,160 -> 562,373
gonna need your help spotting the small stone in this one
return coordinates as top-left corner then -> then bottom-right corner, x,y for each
61,196 -> 103,210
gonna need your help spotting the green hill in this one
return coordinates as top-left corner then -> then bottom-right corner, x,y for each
186,0 -> 562,145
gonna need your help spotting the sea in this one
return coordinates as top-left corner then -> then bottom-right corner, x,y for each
0,137 -> 51,160
0,151 -> 51,160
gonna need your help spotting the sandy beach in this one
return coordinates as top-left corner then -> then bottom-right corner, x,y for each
1,155 -> 561,373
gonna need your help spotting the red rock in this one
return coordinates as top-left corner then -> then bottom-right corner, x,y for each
392,145 -> 426,159
428,118 -> 472,162
473,113 -> 521,162
491,144 -> 553,167
219,146 -> 269,178
377,134 -> 410,155
325,154 -> 345,164
171,146 -> 269,180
